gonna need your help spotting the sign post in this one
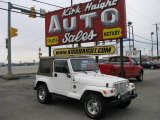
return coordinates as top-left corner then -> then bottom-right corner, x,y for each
120,38 -> 124,77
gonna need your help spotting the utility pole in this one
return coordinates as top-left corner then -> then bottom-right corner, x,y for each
153,23 -> 160,59
8,2 -> 12,75
156,24 -> 159,59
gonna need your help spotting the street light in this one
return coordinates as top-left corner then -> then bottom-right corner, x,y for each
131,25 -> 134,50
128,21 -> 132,51
151,32 -> 154,58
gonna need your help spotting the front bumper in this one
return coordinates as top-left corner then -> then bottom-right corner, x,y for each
107,92 -> 137,104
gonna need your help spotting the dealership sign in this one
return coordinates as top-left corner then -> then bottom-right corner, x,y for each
45,0 -> 126,46
53,45 -> 116,56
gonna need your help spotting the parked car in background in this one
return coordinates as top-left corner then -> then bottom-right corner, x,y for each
141,61 -> 160,69
0,63 -> 7,67
98,56 -> 144,81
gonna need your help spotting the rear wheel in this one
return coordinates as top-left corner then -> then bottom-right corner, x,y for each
84,94 -> 105,119
37,84 -> 51,104
136,71 -> 143,81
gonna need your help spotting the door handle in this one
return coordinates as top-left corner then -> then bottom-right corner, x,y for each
67,74 -> 71,78
54,73 -> 57,77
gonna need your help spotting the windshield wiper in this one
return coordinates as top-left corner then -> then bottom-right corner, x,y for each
93,70 -> 98,73
83,71 -> 87,74
87,69 -> 98,73
75,70 -> 87,74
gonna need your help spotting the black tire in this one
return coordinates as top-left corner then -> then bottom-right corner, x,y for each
150,66 -> 154,69
37,84 -> 51,104
117,100 -> 131,108
136,71 -> 143,81
84,94 -> 105,119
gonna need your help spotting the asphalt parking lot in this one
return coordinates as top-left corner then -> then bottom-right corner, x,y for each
0,69 -> 160,120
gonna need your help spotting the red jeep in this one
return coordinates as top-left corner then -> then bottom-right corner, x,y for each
98,56 -> 144,81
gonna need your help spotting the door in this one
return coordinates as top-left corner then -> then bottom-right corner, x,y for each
52,60 -> 72,96
123,57 -> 131,77
130,58 -> 139,77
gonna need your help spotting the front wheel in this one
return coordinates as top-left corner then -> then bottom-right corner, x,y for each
136,71 -> 143,81
84,94 -> 105,119
37,84 -> 51,104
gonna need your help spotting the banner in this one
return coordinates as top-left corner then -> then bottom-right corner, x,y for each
45,0 -> 126,46
53,45 -> 116,56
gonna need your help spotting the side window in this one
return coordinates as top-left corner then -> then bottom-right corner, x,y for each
54,60 -> 69,73
131,58 -> 138,65
123,57 -> 129,65
39,59 -> 51,74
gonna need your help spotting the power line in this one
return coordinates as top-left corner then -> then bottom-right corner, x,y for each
12,4 -> 41,12
127,4 -> 155,23
127,31 -> 152,42
134,34 -> 151,41
134,39 -> 151,45
32,0 -> 63,8
12,4 -> 30,10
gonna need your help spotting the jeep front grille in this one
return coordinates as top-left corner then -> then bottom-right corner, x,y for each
114,82 -> 127,94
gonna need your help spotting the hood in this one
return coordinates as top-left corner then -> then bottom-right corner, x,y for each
74,72 -> 127,87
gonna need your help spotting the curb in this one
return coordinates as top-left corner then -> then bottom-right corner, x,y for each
0,73 -> 36,80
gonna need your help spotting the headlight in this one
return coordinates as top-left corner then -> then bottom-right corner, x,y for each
112,83 -> 116,88
126,80 -> 129,86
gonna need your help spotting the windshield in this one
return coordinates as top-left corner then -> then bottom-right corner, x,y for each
70,59 -> 99,72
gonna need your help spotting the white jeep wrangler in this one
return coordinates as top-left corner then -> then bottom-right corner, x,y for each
34,56 -> 137,119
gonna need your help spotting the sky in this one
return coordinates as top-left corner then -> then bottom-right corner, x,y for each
0,0 -> 160,63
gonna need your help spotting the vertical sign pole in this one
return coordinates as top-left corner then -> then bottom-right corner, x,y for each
71,0 -> 73,6
151,33 -> 154,58
120,38 -> 124,77
71,0 -> 74,48
8,2 -> 12,75
128,25 -> 131,51
49,46 -> 51,56
139,50 -> 142,66
132,26 -> 134,50
91,0 -> 98,62
95,42 -> 98,63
